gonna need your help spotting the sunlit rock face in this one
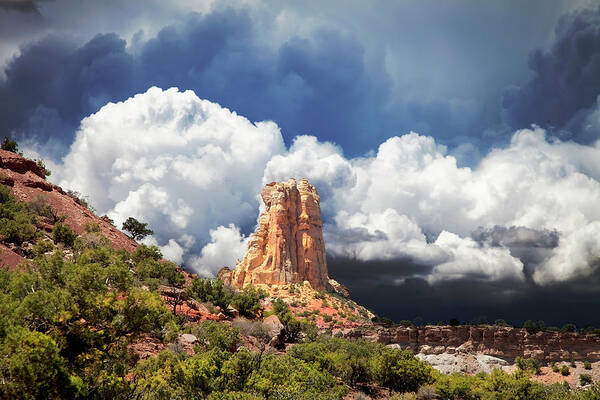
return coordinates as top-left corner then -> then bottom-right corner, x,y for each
223,178 -> 330,290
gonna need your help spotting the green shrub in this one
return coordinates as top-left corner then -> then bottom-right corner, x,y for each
129,244 -> 183,287
516,357 -> 541,374
552,364 -> 560,373
53,222 -> 76,247
132,244 -> 162,263
66,190 -> 90,209
135,258 -> 184,287
523,320 -> 545,334
581,374 -> 593,386
1,136 -> 18,153
289,338 -> 380,386
270,298 -> 318,343
495,319 -> 509,327
582,327 -> 600,336
372,315 -> 394,324
0,240 -> 176,397
323,314 -> 333,322
231,285 -> 267,318
434,369 -> 549,400
373,348 -> 435,392
83,221 -> 101,233
32,239 -> 54,257
0,188 -> 37,245
0,217 -> 36,245
0,328 -> 82,399
289,337 -> 433,392
35,159 -> 51,178
220,348 -> 259,392
0,184 -> 11,203
561,323 -> 577,333
191,320 -> 241,352
584,361 -> 592,370
246,353 -> 346,399
186,277 -> 233,310
561,365 -> 570,376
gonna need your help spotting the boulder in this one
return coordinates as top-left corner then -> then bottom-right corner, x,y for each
0,149 -> 46,178
179,333 -> 198,344
263,314 -> 284,338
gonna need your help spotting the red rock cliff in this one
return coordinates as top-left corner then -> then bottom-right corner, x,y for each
223,178 -> 330,291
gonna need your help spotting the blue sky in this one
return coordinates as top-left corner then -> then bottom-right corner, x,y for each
3,0 -> 600,325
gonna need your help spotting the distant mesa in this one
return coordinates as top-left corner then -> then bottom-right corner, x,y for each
220,178 -> 344,294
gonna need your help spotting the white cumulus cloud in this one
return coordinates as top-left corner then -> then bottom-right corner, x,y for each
56,86 -> 284,275
54,87 -> 600,286
266,127 -> 600,285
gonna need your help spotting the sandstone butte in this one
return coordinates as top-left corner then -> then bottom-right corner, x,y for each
219,178 -> 338,293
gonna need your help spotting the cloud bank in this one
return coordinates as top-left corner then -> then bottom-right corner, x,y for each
56,87 -> 600,289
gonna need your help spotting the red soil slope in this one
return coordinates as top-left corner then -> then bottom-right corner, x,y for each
0,149 -> 137,268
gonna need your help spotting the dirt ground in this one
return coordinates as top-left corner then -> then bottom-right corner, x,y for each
532,360 -> 600,387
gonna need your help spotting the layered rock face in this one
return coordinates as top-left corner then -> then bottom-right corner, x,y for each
345,325 -> 600,361
222,178 -> 330,291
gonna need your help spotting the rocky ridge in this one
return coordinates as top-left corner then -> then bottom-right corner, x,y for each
0,149 -> 138,267
0,149 -> 217,325
345,324 -> 600,362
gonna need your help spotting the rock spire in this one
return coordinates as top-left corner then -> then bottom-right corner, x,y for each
221,178 -> 330,290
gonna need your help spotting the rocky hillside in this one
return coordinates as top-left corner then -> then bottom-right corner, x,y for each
0,149 -> 222,325
0,149 -> 137,267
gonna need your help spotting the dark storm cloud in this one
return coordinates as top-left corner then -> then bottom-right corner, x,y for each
0,33 -> 135,147
328,256 -> 600,327
502,6 -> 600,142
471,226 -> 559,248
1,1 -> 580,159
0,8 -> 391,155
324,227 -> 387,246
471,226 -> 559,279
0,0 -> 47,13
